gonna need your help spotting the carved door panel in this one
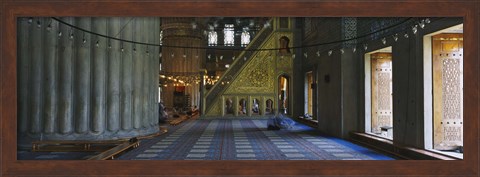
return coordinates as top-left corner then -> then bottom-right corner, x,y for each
371,53 -> 393,135
433,33 -> 463,149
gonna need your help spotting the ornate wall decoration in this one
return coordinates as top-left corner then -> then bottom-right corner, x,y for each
440,58 -> 462,143
370,53 -> 392,134
342,17 -> 357,48
377,72 -> 391,110
442,58 -> 461,120
205,25 -> 293,117
207,100 -> 221,116
432,34 -> 463,148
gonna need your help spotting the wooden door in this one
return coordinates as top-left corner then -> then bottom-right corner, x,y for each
371,53 -> 393,135
432,33 -> 463,149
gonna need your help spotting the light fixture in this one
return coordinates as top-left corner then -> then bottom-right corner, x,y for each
159,52 -> 162,58
404,32 -> 409,38
316,51 -> 321,57
304,52 -> 308,58
27,18 -> 33,24
96,40 -> 99,47
328,50 -> 332,56
393,34 -> 399,41
46,24 -> 52,31
36,20 -> 41,28
419,20 -> 425,29
363,44 -> 368,51
353,47 -> 357,53
58,31 -> 62,37
412,25 -> 418,34
382,37 -> 387,45
425,18 -> 431,24
69,33 -> 74,40
340,48 -> 344,54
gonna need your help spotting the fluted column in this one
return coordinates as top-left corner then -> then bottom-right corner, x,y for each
58,17 -> 74,134
17,17 -> 161,147
30,17 -> 45,134
91,17 -> 107,134
120,17 -> 133,131
161,17 -> 206,109
43,18 -> 59,133
74,17 -> 91,134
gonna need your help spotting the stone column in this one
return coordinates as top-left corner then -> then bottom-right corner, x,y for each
161,18 -> 206,109
91,17 -> 107,134
17,17 -> 161,147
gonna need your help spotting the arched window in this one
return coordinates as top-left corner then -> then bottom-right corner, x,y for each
265,99 -> 274,115
225,98 -> 234,115
208,31 -> 217,46
241,31 -> 250,47
278,75 -> 290,115
279,36 -> 291,54
238,99 -> 247,115
252,98 -> 260,115
223,24 -> 234,46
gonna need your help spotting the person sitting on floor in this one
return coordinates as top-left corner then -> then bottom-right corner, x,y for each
267,113 -> 295,130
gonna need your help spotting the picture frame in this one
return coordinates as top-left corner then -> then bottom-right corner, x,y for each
1,0 -> 478,176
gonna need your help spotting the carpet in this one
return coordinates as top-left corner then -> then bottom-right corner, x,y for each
117,119 -> 395,160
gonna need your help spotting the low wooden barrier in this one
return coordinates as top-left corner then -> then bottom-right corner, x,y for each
31,140 -> 124,152
87,138 -> 140,160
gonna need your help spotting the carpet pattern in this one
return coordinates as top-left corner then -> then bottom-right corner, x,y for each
118,119 -> 395,160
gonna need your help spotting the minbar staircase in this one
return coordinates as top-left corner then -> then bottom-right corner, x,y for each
204,20 -> 274,114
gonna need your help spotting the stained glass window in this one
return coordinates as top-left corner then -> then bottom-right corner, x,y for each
208,31 -> 217,46
224,24 -> 234,46
241,31 -> 250,47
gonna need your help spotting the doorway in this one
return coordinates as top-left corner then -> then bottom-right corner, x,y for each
304,71 -> 314,119
278,75 -> 290,115
423,24 -> 463,159
364,47 -> 393,140
432,34 -> 464,151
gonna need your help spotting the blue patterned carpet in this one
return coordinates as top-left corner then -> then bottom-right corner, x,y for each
117,119 -> 395,160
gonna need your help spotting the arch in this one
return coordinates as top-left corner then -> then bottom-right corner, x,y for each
238,98 -> 247,115
265,99 -> 274,115
279,36 -> 291,54
252,98 -> 260,115
225,98 -> 234,115
278,74 -> 290,115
